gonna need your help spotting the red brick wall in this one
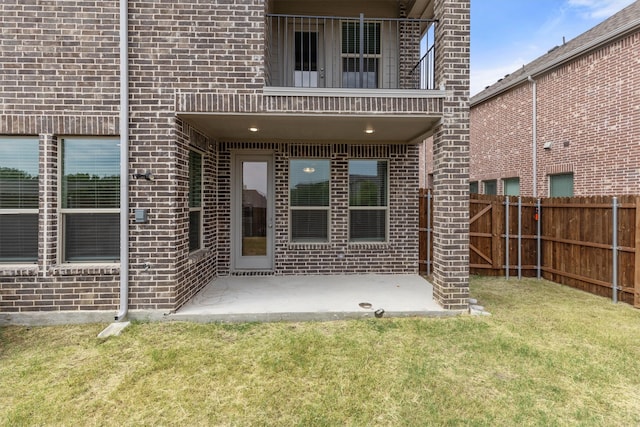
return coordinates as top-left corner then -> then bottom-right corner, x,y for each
470,85 -> 533,195
470,31 -> 640,197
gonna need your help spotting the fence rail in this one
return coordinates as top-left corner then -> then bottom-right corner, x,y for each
419,190 -> 640,308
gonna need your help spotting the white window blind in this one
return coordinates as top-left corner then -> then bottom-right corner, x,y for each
290,159 -> 330,242
0,137 -> 39,263
61,138 -> 120,262
342,21 -> 381,88
349,160 -> 387,242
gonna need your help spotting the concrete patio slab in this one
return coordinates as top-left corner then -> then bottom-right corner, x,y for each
170,274 -> 456,323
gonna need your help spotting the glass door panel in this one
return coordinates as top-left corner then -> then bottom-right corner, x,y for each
242,161 -> 268,256
233,155 -> 273,270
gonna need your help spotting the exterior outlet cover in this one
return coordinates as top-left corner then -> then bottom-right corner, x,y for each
135,209 -> 148,223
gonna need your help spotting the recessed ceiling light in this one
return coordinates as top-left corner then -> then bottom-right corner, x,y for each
248,127 -> 259,132
303,167 -> 315,173
365,128 -> 375,134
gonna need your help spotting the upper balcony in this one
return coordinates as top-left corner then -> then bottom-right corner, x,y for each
265,13 -> 436,93
178,2 -> 448,145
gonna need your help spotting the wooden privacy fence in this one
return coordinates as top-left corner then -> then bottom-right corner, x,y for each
419,190 -> 640,308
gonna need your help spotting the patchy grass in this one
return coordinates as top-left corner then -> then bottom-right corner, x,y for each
1,277 -> 640,426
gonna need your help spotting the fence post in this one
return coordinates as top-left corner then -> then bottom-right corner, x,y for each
612,197 -> 618,304
505,196 -> 509,280
518,196 -> 522,280
536,198 -> 541,279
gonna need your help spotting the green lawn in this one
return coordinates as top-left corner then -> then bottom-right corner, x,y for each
1,277 -> 640,426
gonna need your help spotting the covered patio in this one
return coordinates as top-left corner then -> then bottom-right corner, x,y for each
170,274 -> 455,323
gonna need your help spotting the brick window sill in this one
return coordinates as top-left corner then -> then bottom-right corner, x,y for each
51,264 -> 120,276
0,265 -> 38,277
188,248 -> 211,264
348,242 -> 391,250
287,243 -> 333,250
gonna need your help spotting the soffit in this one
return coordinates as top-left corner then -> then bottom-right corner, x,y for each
178,112 -> 440,144
407,0 -> 434,19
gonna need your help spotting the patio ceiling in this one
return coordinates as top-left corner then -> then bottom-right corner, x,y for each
407,0 -> 435,19
177,112 -> 441,144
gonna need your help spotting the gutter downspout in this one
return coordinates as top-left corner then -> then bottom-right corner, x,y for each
116,0 -> 129,321
528,76 -> 537,198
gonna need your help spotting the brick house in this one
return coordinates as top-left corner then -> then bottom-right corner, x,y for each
466,1 -> 639,197
0,0 -> 470,322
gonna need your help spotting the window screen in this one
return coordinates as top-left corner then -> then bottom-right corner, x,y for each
483,180 -> 497,195
0,137 -> 39,263
550,173 -> 574,197
503,177 -> 520,196
469,181 -> 479,194
290,160 -> 330,242
189,150 -> 203,252
342,22 -> 381,55
61,138 -> 120,262
349,160 -> 387,242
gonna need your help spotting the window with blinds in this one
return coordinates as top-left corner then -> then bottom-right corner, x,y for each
0,137 -> 39,263
290,159 -> 330,242
349,160 -> 387,242
189,150 -> 203,252
342,21 -> 381,88
61,138 -> 120,262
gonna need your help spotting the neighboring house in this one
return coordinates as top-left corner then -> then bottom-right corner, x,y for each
467,1 -> 640,197
0,0 -> 470,321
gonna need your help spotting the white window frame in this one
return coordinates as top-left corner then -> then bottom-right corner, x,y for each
0,136 -> 39,264
58,137 -> 120,264
348,159 -> 389,243
189,148 -> 204,253
289,159 -> 331,243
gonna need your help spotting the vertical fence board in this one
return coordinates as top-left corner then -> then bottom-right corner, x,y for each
491,198 -> 501,271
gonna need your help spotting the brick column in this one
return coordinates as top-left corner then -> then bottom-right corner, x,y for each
431,0 -> 470,310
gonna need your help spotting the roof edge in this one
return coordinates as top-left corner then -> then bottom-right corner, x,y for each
471,17 -> 640,107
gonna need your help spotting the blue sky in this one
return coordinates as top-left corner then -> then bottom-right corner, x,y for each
470,0 -> 636,95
